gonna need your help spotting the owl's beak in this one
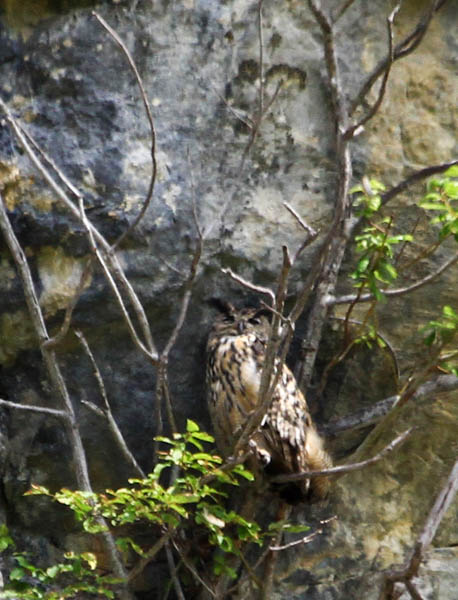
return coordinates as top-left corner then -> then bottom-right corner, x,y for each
237,321 -> 246,334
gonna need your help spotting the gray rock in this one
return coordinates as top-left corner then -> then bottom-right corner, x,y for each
0,0 -> 456,598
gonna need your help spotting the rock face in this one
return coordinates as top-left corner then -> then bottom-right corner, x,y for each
0,0 -> 457,598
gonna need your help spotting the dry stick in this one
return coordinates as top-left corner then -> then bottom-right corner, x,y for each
221,268 -> 276,304
92,11 -> 157,251
231,248 -> 293,457
380,457 -> 458,600
270,428 -> 412,485
380,159 -> 458,209
0,398 -> 67,419
165,544 -> 186,600
344,3 -> 401,141
295,1 -> 353,392
323,374 -> 458,436
127,533 -> 170,583
0,98 -> 158,362
0,194 -> 133,600
328,249 -> 458,305
221,202 -> 316,458
283,201 -> 319,263
240,0 -> 266,168
269,516 -> 337,551
349,0 -> 448,116
240,2 -> 284,169
74,329 -> 145,478
170,540 -> 217,599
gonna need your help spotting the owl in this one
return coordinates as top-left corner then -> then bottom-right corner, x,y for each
206,300 -> 332,503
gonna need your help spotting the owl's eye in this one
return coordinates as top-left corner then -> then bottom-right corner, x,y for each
248,317 -> 261,325
223,315 -> 235,323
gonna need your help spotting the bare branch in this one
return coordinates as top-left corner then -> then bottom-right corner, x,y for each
350,1 -> 448,116
329,249 -> 458,306
75,329 -> 145,478
270,428 -> 413,484
0,398 -> 68,419
165,543 -> 186,600
323,374 -> 458,436
127,533 -> 170,583
283,202 -> 317,238
171,540 -> 217,598
0,89 -> 159,364
380,457 -> 458,600
293,2 -> 353,391
283,201 -> 319,262
232,247 -> 293,457
344,3 -> 401,140
380,159 -> 458,209
92,11 -> 157,250
269,517 -> 337,551
257,0 -> 265,118
221,268 -> 276,304
0,192 -> 132,597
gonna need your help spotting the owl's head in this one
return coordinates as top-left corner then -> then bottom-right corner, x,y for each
208,299 -> 271,338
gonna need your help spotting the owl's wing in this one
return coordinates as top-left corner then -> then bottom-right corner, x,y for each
265,364 -> 332,500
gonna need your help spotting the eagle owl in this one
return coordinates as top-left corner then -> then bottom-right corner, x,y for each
206,301 -> 332,503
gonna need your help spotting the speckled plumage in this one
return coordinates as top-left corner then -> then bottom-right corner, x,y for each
206,302 -> 332,502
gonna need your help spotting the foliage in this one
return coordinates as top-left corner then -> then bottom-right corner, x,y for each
350,178 -> 413,302
420,166 -> 458,241
0,548 -> 119,599
0,421 -> 309,596
422,305 -> 458,376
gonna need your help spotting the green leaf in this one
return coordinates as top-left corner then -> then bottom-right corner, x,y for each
349,184 -> 363,194
24,484 -> 51,496
426,178 -> 443,192
444,165 -> 458,177
9,567 -> 25,581
444,180 -> 458,199
190,431 -> 215,443
420,201 -> 447,211
186,419 -> 199,432
443,305 -> 458,320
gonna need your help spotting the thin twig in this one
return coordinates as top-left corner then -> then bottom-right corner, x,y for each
269,516 -> 337,551
0,398 -> 68,419
0,192 -> 132,598
328,249 -> 458,306
283,201 -> 319,262
350,0 -> 447,116
323,374 -> 458,436
75,330 -> 145,478
344,3 -> 401,140
232,248 -> 293,457
380,159 -> 458,208
92,11 -> 157,250
0,90 -> 159,364
380,457 -> 458,599
170,540 -> 217,598
294,1 -> 352,391
165,543 -> 186,600
334,315 -> 400,380
127,533 -> 170,583
220,268 -> 275,304
270,428 -> 413,484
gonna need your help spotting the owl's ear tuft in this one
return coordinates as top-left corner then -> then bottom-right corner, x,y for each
207,298 -> 236,317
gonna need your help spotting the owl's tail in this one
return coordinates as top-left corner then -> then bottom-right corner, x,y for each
303,427 -> 333,502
